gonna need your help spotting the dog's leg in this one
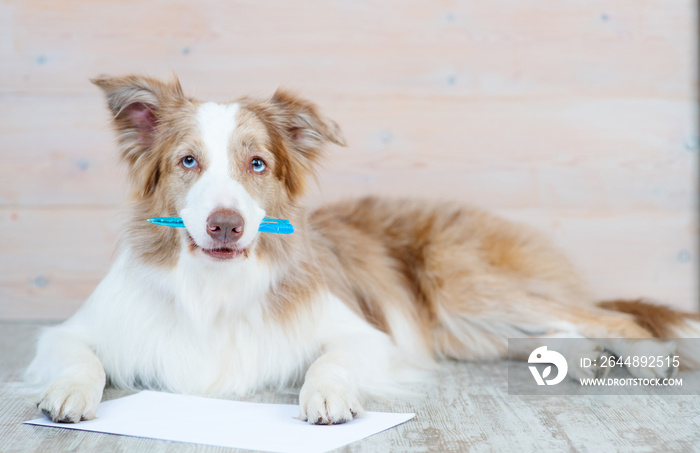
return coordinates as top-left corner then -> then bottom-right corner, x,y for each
25,324 -> 106,423
435,291 -> 675,380
299,294 -> 410,425
513,305 -> 679,380
554,306 -> 679,379
298,338 -> 369,425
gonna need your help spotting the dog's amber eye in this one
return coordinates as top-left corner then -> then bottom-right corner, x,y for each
250,157 -> 266,174
181,156 -> 198,169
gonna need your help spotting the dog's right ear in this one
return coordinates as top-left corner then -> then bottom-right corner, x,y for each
92,75 -> 185,168
92,75 -> 186,197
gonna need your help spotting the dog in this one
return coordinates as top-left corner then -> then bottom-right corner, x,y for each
26,74 -> 700,425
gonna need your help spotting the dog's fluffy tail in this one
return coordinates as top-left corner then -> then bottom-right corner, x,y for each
598,299 -> 700,368
597,299 -> 700,338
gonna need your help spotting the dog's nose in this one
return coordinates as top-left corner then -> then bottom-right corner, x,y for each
206,209 -> 244,244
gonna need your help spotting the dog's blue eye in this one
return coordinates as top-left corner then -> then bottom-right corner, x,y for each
251,158 -> 266,173
182,156 -> 198,169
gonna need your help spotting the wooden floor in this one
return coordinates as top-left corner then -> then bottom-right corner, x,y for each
1,321 -> 699,452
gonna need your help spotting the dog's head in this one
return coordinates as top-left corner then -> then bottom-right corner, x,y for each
94,75 -> 345,265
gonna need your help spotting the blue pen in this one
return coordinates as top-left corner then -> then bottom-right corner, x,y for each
147,217 -> 294,235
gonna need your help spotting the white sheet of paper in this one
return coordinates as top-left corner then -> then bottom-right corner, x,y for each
24,391 -> 415,453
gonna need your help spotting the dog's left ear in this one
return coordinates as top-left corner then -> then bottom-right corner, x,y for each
266,89 -> 346,196
271,89 -> 347,152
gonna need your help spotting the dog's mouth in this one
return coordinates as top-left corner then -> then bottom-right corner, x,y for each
202,247 -> 248,260
187,235 -> 249,261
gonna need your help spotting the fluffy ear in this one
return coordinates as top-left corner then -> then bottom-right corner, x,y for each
92,75 -> 185,196
265,89 -> 346,195
270,89 -> 346,155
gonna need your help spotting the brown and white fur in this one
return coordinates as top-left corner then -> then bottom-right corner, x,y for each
26,75 -> 700,424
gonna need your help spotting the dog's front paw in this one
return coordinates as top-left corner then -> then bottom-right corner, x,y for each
37,377 -> 103,423
299,380 -> 365,425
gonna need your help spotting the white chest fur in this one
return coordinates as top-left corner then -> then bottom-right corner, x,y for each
73,249 -> 320,396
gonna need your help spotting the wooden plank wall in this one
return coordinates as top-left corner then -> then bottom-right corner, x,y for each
0,1 -> 697,319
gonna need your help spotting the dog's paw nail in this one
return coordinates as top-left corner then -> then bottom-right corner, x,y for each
38,379 -> 101,424
299,382 -> 364,425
